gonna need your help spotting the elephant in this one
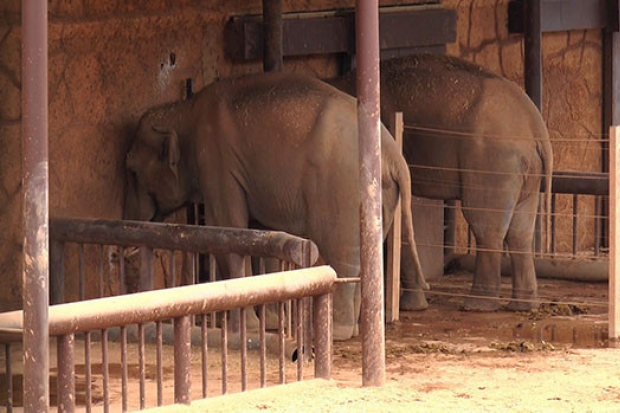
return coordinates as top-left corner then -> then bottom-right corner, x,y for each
123,71 -> 427,341
329,53 -> 553,312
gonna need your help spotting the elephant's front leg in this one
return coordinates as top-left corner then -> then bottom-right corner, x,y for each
332,281 -> 360,341
224,253 -> 261,332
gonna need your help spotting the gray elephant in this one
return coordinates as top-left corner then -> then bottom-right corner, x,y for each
123,72 -> 427,341
330,53 -> 553,312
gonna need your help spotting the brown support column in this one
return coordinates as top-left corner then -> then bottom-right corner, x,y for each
263,0 -> 283,72
523,0 -> 543,253
524,0 -> 542,108
355,0 -> 385,387
602,2 -> 620,248
22,0 -> 50,411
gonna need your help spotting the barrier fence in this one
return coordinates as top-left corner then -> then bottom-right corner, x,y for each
0,218 -> 333,412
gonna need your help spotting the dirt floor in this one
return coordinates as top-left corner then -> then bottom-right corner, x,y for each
4,269 -> 619,412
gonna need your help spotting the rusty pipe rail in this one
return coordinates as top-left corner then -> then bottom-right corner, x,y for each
0,266 -> 335,336
50,218 -> 319,267
0,266 -> 336,408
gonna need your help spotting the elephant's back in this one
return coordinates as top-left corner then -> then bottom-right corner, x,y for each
208,72 -> 357,150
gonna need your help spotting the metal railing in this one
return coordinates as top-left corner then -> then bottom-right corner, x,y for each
0,218 -> 332,412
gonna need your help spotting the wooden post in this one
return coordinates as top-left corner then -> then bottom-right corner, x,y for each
385,112 -> 403,323
610,125 -> 620,342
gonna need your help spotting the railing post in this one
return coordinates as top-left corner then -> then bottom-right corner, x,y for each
57,334 -> 75,413
139,246 -> 154,291
174,316 -> 192,404
313,291 -> 332,379
609,125 -> 620,343
50,240 -> 65,305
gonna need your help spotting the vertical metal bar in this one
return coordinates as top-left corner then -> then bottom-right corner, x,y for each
609,125 -> 620,340
240,307 -> 248,391
209,254 -> 217,327
221,313 -> 228,395
22,0 -> 50,409
156,321 -> 163,406
263,0 -> 283,72
50,240 -> 65,305
572,195 -> 579,256
140,247 -> 154,292
303,298 -> 313,364
551,193 -> 557,253
174,316 -> 192,404
259,304 -> 267,388
524,0 -> 543,254
138,323 -> 146,409
201,315 -> 208,398
356,0 -> 385,387
296,298 -> 303,381
595,196 -> 602,256
119,246 -> 126,295
121,326 -> 128,412
79,243 -> 85,300
98,245 -> 104,298
5,344 -> 13,413
313,292 -> 332,380
169,250 -> 176,288
101,329 -> 110,413
85,332 -> 92,413
278,301 -> 285,384
57,334 -> 75,413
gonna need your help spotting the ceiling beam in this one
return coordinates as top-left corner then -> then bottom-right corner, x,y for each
225,8 -> 456,61
509,0 -> 616,33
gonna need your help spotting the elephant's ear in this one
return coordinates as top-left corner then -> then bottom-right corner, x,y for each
153,126 -> 181,182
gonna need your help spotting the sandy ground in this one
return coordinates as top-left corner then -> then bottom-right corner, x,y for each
142,272 -> 618,412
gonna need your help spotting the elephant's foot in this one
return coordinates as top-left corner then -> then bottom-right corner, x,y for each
333,321 -> 359,341
506,296 -> 540,312
245,306 -> 260,331
263,303 -> 281,330
462,296 -> 502,312
399,289 -> 429,311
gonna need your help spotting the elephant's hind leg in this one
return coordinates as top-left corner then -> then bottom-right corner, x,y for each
460,196 -> 513,312
505,194 -> 540,311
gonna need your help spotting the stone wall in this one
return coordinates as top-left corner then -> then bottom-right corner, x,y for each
0,0 -> 605,310
443,0 -> 603,256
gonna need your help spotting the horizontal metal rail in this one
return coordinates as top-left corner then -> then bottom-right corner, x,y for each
549,171 -> 608,196
0,267 -> 336,335
50,218 -> 319,267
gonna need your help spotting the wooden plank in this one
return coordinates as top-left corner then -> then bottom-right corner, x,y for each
508,0 -> 611,33
609,126 -> 620,341
225,8 -> 456,61
385,112 -> 403,323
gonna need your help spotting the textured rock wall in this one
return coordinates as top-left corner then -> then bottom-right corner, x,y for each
0,0 -> 605,309
443,0 -> 603,256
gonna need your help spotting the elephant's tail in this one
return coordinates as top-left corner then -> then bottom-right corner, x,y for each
394,150 -> 429,291
537,127 -> 553,253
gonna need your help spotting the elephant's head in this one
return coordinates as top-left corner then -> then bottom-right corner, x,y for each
123,125 -> 188,221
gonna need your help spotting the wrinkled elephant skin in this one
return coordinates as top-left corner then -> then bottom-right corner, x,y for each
331,54 -> 553,312
123,72 -> 426,341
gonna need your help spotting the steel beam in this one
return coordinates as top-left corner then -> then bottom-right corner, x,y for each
21,0 -> 50,411
356,0 -> 385,387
